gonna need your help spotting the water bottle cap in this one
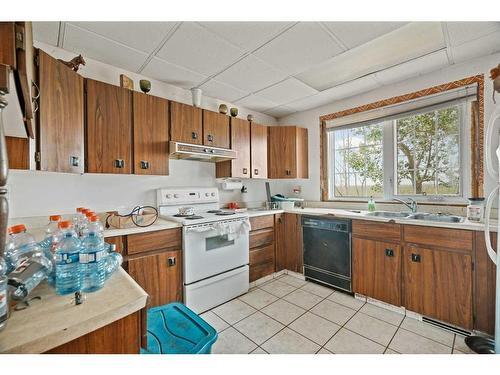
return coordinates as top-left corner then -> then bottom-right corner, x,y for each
81,209 -> 91,215
49,215 -> 61,222
58,220 -> 72,229
88,215 -> 99,222
76,207 -> 86,213
85,211 -> 95,218
8,224 -> 26,234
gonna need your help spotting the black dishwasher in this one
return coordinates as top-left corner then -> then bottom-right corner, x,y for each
302,216 -> 352,292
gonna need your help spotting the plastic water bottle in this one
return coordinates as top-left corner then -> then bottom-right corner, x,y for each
104,243 -> 123,279
80,215 -> 106,292
78,209 -> 91,237
72,207 -> 88,237
0,256 -> 8,330
55,221 -> 82,295
39,215 -> 62,286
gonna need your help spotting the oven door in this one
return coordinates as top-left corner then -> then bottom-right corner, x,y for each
183,220 -> 250,284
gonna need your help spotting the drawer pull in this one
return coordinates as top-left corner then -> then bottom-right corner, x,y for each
167,257 -> 176,267
411,253 -> 421,263
207,134 -> 214,142
70,155 -> 80,167
385,248 -> 394,257
254,168 -> 258,175
140,160 -> 150,169
114,159 -> 125,168
243,168 -> 248,175
191,132 -> 198,140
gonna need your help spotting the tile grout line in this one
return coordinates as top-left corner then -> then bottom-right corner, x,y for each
383,312 -> 406,354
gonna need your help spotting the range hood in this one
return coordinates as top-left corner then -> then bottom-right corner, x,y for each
169,141 -> 237,162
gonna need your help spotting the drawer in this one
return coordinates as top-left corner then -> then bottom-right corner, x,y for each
249,228 -> 274,249
250,243 -> 275,266
250,261 -> 275,282
106,236 -> 124,254
250,215 -> 274,231
352,220 -> 401,243
126,228 -> 182,255
403,225 -> 472,252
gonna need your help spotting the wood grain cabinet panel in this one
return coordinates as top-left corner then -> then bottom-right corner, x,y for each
403,225 -> 472,251
250,244 -> 275,282
202,110 -> 230,148
85,79 -> 132,174
6,136 -> 29,169
283,213 -> 303,273
128,250 -> 182,308
127,228 -> 181,255
216,117 -> 250,178
249,228 -> 274,249
249,215 -> 274,231
352,238 -> 401,306
250,123 -> 268,178
132,91 -> 169,175
170,101 -> 202,145
38,50 -> 84,173
352,220 -> 401,243
274,213 -> 286,272
403,245 -> 473,329
268,126 -> 308,179
0,22 -> 16,68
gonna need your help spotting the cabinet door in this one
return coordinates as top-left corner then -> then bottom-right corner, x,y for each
132,92 -> 169,175
284,213 -> 303,273
230,117 -> 251,178
38,50 -> 84,173
202,110 -> 230,148
403,246 -> 473,329
274,213 -> 286,272
295,127 -> 308,178
170,101 -> 202,145
86,79 -> 132,174
6,136 -> 29,169
250,123 -> 268,178
128,250 -> 182,308
268,126 -> 296,178
352,238 -> 401,306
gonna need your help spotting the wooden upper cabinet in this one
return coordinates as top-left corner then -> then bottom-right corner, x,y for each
268,125 -> 308,179
85,79 -> 132,174
202,110 -> 230,148
250,123 -> 268,178
6,136 -> 29,169
132,92 -> 169,175
38,50 -> 84,173
216,117 -> 251,178
170,101 -> 202,145
0,22 -> 16,68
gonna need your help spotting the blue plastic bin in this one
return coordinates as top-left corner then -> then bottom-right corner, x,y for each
141,303 -> 218,354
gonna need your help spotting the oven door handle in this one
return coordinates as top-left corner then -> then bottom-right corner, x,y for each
185,225 -> 216,233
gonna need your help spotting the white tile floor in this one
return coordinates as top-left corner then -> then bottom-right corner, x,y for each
201,274 -> 475,354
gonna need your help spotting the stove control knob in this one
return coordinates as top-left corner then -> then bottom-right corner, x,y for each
166,194 -> 172,199
211,192 -> 216,197
205,192 -> 210,197
174,194 -> 180,198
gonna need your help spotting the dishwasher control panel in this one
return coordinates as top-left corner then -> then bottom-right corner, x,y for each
302,216 -> 351,232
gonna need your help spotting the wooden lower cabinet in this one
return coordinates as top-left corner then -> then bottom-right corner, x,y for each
249,215 -> 275,282
275,213 -> 303,274
45,310 -> 144,354
352,237 -> 401,306
127,249 -> 182,307
403,245 -> 473,329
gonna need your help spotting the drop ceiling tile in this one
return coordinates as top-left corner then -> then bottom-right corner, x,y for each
451,30 -> 500,64
264,105 -> 296,119
199,79 -> 249,102
33,22 -> 60,46
69,22 -> 176,54
322,22 -> 408,49
253,22 -> 344,75
234,94 -> 279,113
63,23 -> 149,72
374,50 -> 449,85
446,22 -> 500,46
197,22 -> 292,52
255,78 -> 318,105
156,22 -> 244,76
297,22 -> 445,91
215,54 -> 288,93
142,57 -> 207,89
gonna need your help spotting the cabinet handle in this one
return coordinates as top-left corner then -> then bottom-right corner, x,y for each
167,257 -> 176,267
70,156 -> 80,167
243,168 -> 248,175
191,132 -> 198,140
114,159 -> 125,168
254,168 -> 258,176
385,248 -> 394,257
411,253 -> 421,263
140,160 -> 150,169
207,134 -> 214,142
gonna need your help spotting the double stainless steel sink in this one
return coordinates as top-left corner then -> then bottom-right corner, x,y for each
364,211 -> 465,223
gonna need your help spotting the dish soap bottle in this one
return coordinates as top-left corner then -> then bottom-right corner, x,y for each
367,196 -> 376,212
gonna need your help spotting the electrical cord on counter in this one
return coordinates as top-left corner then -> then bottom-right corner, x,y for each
105,205 -> 158,229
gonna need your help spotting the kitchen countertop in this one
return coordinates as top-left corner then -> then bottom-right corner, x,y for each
0,268 -> 148,353
102,218 -> 182,238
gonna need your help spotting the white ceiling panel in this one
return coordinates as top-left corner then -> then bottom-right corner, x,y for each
69,22 -> 177,54
197,22 -> 291,52
156,22 -> 244,76
234,94 -> 279,112
255,77 -> 318,105
215,54 -> 288,93
142,57 -> 207,89
451,30 -> 500,64
63,24 -> 149,72
446,22 -> 500,46
322,22 -> 408,49
253,22 -> 344,75
32,22 -> 60,46
264,105 -> 297,118
373,50 -> 449,85
199,79 -> 249,102
297,22 -> 445,91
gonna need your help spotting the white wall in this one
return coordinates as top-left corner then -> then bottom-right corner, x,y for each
7,43 -> 278,218
277,52 -> 500,202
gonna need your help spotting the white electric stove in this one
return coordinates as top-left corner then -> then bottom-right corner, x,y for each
157,187 -> 250,313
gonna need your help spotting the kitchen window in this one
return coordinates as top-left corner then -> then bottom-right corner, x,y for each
325,87 -> 476,203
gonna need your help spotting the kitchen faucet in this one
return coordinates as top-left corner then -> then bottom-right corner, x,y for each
393,198 -> 418,213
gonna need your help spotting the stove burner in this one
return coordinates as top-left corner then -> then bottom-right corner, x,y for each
174,213 -> 195,218
184,215 -> 204,220
215,212 -> 236,216
206,210 -> 222,213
